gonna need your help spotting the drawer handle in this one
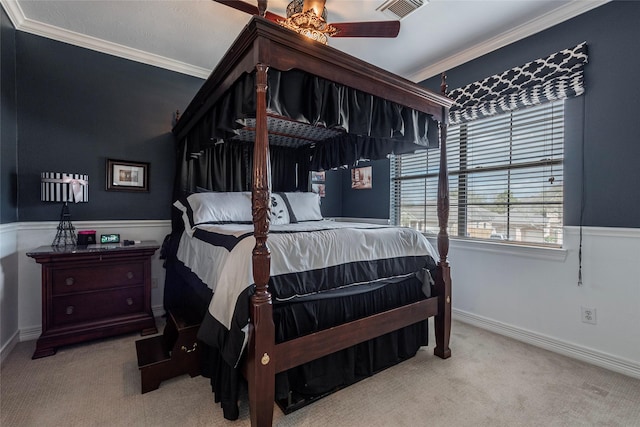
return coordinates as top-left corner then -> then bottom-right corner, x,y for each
65,277 -> 75,286
126,298 -> 133,306
181,343 -> 198,353
66,306 -> 74,315
126,271 -> 134,280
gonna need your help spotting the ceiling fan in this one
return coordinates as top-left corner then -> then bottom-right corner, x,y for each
213,0 -> 400,44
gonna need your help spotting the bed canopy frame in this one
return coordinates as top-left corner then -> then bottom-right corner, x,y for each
172,11 -> 453,427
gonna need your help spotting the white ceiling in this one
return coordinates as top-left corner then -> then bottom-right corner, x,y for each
2,0 -> 608,81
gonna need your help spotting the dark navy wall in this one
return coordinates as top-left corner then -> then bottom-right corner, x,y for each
319,168 -> 343,217
317,159 -> 390,220
1,8 -> 18,224
15,33 -> 203,221
340,159 -> 390,219
421,1 -> 640,228
7,1 -> 638,227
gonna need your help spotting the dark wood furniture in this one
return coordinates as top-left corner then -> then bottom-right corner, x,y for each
172,14 -> 453,427
135,309 -> 201,393
27,241 -> 159,359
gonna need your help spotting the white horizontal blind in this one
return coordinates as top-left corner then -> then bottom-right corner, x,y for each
391,100 -> 564,246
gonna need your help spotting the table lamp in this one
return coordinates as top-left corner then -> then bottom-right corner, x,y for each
41,172 -> 89,246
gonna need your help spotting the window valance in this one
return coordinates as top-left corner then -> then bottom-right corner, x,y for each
448,42 -> 588,125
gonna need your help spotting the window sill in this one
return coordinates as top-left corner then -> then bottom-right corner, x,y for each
426,236 -> 568,262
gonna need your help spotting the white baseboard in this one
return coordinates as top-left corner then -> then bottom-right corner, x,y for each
152,304 -> 165,319
0,330 -> 20,365
453,309 -> 640,379
19,325 -> 41,342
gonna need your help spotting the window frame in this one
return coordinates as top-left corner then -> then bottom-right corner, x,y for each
391,100 -> 565,248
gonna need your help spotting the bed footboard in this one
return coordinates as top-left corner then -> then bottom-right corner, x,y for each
245,289 -> 450,426
273,297 -> 439,372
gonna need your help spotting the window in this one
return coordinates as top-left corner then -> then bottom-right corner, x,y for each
391,100 -> 564,246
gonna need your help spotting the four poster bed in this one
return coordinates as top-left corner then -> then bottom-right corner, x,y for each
163,13 -> 454,427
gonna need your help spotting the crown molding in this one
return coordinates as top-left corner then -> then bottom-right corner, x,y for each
1,0 -> 24,27
0,0 -> 210,79
0,0 -> 611,85
406,0 -> 611,82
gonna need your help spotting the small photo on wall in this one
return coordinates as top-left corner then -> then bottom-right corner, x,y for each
311,171 -> 325,182
106,159 -> 149,192
312,183 -> 326,198
351,166 -> 372,189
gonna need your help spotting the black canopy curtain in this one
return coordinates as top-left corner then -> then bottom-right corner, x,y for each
173,140 -> 310,195
172,66 -> 444,226
448,42 -> 588,124
174,67 -> 441,184
181,69 -> 439,154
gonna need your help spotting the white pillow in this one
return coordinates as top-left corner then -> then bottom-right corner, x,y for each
270,193 -> 290,225
282,192 -> 322,222
173,192 -> 252,235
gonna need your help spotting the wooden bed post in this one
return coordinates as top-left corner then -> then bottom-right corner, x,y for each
434,73 -> 452,360
257,0 -> 267,17
247,63 -> 276,427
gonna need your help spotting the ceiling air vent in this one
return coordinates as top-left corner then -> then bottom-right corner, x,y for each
376,0 -> 426,20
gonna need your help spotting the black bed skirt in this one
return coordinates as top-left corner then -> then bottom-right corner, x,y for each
163,257 -> 429,419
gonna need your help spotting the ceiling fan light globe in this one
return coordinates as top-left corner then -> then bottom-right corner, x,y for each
303,0 -> 327,17
286,0 -> 327,20
280,0 -> 338,43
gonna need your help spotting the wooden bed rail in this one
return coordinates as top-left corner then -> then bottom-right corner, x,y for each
273,297 -> 439,373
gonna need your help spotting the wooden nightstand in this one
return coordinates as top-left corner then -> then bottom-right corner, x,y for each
27,241 -> 160,359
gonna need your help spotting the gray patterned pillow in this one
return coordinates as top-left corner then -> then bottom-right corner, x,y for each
270,194 -> 290,225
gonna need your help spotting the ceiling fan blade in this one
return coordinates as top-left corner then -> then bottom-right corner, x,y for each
264,11 -> 286,22
331,21 -> 400,38
212,1 -> 284,22
212,0 -> 260,15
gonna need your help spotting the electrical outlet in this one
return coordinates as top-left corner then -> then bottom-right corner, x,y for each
581,306 -> 597,325
151,278 -> 158,289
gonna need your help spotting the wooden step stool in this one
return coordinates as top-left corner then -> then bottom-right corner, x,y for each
135,309 -> 201,393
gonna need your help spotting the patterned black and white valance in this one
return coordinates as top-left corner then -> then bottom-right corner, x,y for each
448,42 -> 588,125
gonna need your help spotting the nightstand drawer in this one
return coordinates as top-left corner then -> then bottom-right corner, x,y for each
28,242 -> 159,358
52,262 -> 144,294
51,286 -> 145,326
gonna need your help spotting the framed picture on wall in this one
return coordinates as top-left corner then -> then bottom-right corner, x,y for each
351,166 -> 372,189
106,159 -> 149,192
312,183 -> 326,197
311,171 -> 326,183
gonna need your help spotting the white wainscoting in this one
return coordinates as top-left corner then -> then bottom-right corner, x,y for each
434,226 -> 640,379
0,223 -> 20,363
3,222 -> 639,379
1,220 -> 171,363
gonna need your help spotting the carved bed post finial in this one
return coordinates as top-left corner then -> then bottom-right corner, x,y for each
175,109 -> 180,122
252,63 -> 271,301
258,0 -> 267,17
437,120 -> 450,265
434,101 -> 452,360
440,72 -> 448,96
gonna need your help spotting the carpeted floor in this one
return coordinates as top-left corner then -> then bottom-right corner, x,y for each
2,319 -> 639,426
